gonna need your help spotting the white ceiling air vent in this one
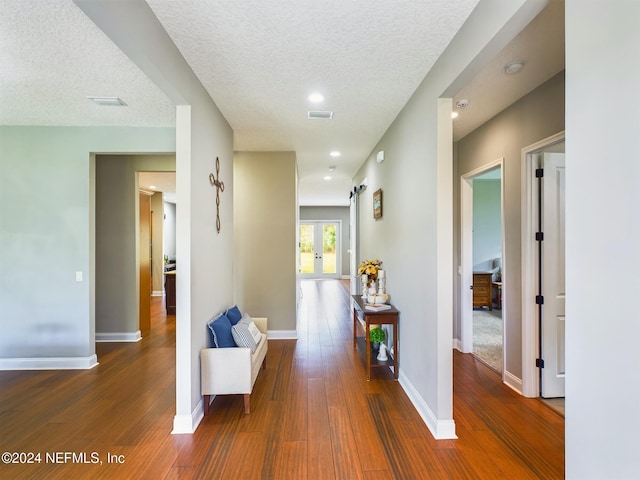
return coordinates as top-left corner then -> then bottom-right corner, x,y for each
307,111 -> 333,119
88,96 -> 127,106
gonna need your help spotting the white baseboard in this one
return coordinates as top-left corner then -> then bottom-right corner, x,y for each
172,404 -> 202,434
0,354 -> 99,370
96,331 -> 142,343
151,290 -> 164,297
267,330 -> 298,340
503,369 -> 523,394
398,369 -> 457,439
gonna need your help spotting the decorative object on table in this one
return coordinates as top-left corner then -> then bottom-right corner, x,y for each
369,293 -> 389,304
377,269 -> 386,294
358,258 -> 382,279
209,156 -> 225,234
373,188 -> 383,219
377,342 -> 389,361
365,303 -> 392,312
361,274 -> 369,301
369,327 -> 386,352
358,258 -> 382,299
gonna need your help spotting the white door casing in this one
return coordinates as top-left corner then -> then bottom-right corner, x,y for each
541,152 -> 566,398
460,176 -> 474,353
520,131 -> 565,398
349,193 -> 358,294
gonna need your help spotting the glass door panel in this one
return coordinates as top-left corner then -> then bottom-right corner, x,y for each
299,222 -> 340,278
300,224 -> 315,274
322,224 -> 337,274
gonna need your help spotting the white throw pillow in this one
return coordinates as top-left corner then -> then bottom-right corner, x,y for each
244,313 -> 263,345
231,314 -> 262,353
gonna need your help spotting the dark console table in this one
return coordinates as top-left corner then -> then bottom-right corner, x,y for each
352,295 -> 399,381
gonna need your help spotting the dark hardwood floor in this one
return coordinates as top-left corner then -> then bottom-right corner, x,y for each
0,280 -> 564,479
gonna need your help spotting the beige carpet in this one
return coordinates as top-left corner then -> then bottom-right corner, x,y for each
473,308 -> 503,372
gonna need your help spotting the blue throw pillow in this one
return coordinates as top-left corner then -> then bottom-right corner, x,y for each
225,305 -> 243,325
206,312 -> 223,346
207,313 -> 235,348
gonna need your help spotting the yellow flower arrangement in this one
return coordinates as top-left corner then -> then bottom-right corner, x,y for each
358,259 -> 382,279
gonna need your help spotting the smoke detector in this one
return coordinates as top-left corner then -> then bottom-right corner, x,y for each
504,61 -> 524,75
455,99 -> 469,109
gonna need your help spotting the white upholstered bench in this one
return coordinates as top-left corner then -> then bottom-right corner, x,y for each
201,316 -> 268,415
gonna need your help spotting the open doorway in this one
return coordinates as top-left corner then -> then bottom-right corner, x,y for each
94,155 -> 175,345
139,172 -> 177,319
460,159 -> 506,375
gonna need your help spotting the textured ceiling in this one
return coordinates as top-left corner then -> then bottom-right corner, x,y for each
145,0 -> 481,205
1,0 -> 564,206
0,0 -> 175,126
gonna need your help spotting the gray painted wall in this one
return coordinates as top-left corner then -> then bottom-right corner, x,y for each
0,126 -> 175,364
353,0 -> 541,438
455,71 -> 565,379
472,179 -> 501,271
565,0 -> 640,477
300,206 -> 350,276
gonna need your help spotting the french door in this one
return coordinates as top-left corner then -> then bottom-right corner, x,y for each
299,222 -> 340,278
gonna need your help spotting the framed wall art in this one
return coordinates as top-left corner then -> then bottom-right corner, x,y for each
373,188 -> 383,219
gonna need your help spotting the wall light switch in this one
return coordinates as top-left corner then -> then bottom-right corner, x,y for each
76,271 -> 83,282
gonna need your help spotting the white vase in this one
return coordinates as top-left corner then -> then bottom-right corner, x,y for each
361,274 -> 368,300
377,343 -> 388,361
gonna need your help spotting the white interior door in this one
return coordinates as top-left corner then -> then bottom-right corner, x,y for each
299,222 -> 340,279
541,152 -> 566,398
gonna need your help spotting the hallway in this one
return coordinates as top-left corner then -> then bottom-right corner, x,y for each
0,280 -> 564,479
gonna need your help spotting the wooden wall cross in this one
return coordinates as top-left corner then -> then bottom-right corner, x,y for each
209,156 -> 225,233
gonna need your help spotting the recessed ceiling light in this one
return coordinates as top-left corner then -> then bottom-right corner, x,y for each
504,61 -> 524,75
330,151 -> 341,157
88,96 -> 127,106
308,93 -> 324,103
451,111 -> 459,119
323,175 -> 332,181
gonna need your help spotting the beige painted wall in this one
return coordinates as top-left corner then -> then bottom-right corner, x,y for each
233,151 -> 297,333
454,71 -> 565,379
